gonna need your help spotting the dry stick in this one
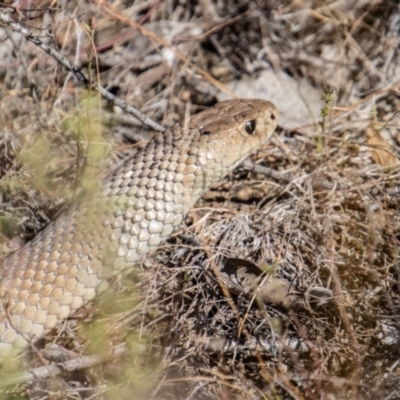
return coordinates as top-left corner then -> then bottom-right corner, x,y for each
0,336 -> 308,388
94,0 -> 161,53
204,336 -> 310,355
178,11 -> 251,43
0,11 -> 165,133
244,160 -> 400,197
97,0 -> 238,99
0,344 -> 131,387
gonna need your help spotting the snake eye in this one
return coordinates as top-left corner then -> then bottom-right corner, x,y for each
245,120 -> 256,135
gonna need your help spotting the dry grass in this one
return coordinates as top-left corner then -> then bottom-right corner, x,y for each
1,0 -> 400,399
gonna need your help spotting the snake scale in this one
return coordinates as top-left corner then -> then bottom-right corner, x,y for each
0,99 -> 278,359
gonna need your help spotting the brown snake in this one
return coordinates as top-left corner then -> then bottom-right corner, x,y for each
0,99 -> 278,359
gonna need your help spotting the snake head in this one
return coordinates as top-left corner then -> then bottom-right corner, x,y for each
188,99 -> 278,171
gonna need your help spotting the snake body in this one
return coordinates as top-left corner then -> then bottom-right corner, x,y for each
0,99 -> 277,358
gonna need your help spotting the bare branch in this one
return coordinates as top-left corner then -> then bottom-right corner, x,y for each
0,11 -> 165,133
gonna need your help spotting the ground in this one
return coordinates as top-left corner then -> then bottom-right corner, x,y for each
0,1 -> 400,399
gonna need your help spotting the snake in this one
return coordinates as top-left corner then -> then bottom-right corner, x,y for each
0,99 -> 278,359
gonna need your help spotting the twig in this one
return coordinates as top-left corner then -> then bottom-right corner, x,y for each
244,160 -> 400,197
204,336 -> 310,355
96,0 -> 238,98
243,160 -> 292,183
0,344 -> 133,387
0,10 -> 165,133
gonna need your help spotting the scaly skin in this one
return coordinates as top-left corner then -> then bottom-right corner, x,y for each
0,99 -> 278,358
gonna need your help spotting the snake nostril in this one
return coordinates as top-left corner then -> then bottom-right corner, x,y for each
271,112 -> 276,120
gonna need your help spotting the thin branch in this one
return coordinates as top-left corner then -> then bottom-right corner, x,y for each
244,160 -> 400,197
0,344 -> 133,387
0,10 -> 165,133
